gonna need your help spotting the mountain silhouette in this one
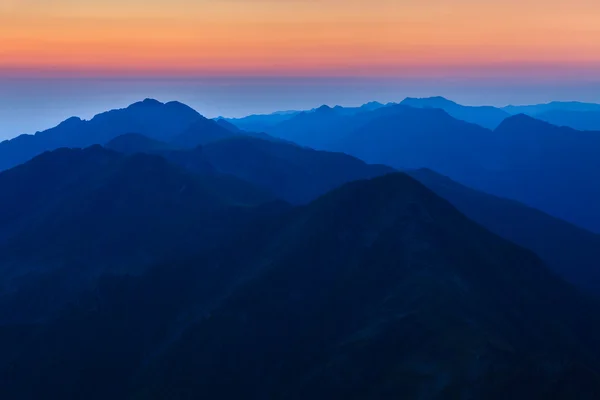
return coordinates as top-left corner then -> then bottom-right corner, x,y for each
484,114 -> 600,232
213,117 -> 243,132
0,99 -> 285,173
504,101 -> 600,116
0,141 -> 599,400
266,103 -> 415,149
0,99 -> 203,171
335,105 -> 494,180
107,134 -> 395,204
400,96 -> 510,129
0,145 -> 278,323
267,106 -> 348,148
225,102 -> 391,133
224,110 -> 301,132
134,173 -> 600,400
169,115 -> 237,148
3,173 -> 600,399
408,168 -> 600,294
104,132 -> 600,295
534,109 -> 600,131
263,103 -> 600,232
1,98 -> 600,400
200,136 -> 395,204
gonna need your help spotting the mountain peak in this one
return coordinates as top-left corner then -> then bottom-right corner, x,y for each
401,96 -> 458,108
142,98 -> 163,105
165,100 -> 200,115
360,101 -> 385,111
127,98 -> 165,109
495,113 -> 556,133
56,116 -> 83,127
311,172 -> 440,221
314,104 -> 336,114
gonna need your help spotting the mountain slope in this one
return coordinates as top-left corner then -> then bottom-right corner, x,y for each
107,134 -> 395,204
0,146 -> 278,323
408,168 -> 600,294
504,101 -> 600,116
267,105 -> 351,148
336,105 -> 494,181
213,118 -> 243,132
104,132 -> 600,294
3,173 -> 600,399
169,116 -> 236,148
201,136 -> 395,203
0,99 -> 202,171
137,173 -> 600,400
535,109 -> 600,131
105,133 -> 174,154
225,110 -> 301,132
485,114 -> 600,232
401,96 -> 510,129
269,103 -> 600,232
266,103 -> 441,150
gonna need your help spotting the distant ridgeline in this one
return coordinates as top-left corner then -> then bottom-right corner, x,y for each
1,96 -> 599,232
236,98 -> 600,233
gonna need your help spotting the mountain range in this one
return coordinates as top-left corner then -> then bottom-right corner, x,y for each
407,169 -> 600,295
0,99 -> 275,172
249,103 -> 600,233
1,97 -> 600,399
2,161 -> 600,399
400,96 -> 510,129
3,97 -> 600,232
135,173 -> 600,400
227,97 -> 600,133
104,132 -> 600,296
0,145 -> 283,322
504,101 -> 600,115
106,134 -> 394,204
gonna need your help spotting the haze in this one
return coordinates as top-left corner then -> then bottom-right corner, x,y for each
1,0 -> 600,138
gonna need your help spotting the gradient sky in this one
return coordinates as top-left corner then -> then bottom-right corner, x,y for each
1,0 -> 600,138
2,0 -> 600,76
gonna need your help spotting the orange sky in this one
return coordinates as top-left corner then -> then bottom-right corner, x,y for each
1,0 -> 600,77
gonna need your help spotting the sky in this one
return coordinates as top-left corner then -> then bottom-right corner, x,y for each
1,0 -> 600,138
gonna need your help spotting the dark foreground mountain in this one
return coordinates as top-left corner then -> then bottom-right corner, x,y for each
0,145 -> 278,323
408,168 -> 600,295
135,174 -> 600,400
400,96 -> 510,129
3,174 -> 599,399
